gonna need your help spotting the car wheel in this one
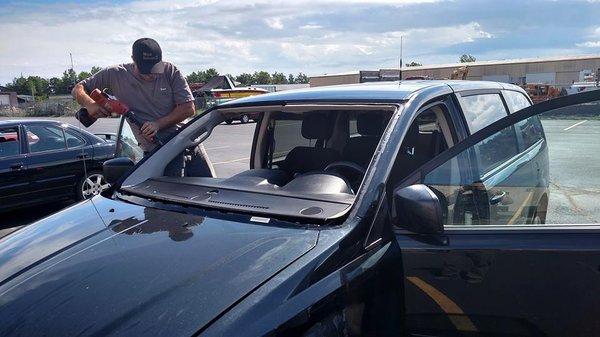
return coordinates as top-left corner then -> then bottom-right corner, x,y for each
531,197 -> 548,224
76,171 -> 110,200
240,114 -> 250,124
225,119 -> 233,125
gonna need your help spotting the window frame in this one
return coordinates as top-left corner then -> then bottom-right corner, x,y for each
0,124 -> 25,159
396,89 -> 600,232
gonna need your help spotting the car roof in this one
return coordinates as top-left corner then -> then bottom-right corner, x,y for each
0,119 -> 101,139
0,118 -> 66,125
219,80 -> 519,107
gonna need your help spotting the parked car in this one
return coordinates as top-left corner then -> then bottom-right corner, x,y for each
1,81 -> 600,336
0,119 -> 115,211
192,75 -> 268,123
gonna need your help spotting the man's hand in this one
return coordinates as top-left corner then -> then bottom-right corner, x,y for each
86,102 -> 111,119
140,121 -> 160,140
73,83 -> 110,119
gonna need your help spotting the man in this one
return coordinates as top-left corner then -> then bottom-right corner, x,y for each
73,38 -> 214,176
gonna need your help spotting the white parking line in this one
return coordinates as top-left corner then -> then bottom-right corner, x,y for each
564,120 -> 588,131
204,145 -> 230,151
213,157 -> 250,165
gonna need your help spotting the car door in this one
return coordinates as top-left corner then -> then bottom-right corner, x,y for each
24,122 -> 87,197
394,90 -> 600,337
0,124 -> 30,210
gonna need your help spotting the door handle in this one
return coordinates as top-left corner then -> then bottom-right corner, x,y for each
489,191 -> 506,205
77,153 -> 90,159
10,163 -> 24,171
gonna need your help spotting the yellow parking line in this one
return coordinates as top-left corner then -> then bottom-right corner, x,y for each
406,276 -> 478,332
507,191 -> 535,225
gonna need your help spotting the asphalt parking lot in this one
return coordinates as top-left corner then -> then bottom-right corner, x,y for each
543,119 -> 600,224
1,117 -> 599,236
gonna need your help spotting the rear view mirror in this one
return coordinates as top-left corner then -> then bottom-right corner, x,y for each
393,184 -> 444,234
103,157 -> 134,184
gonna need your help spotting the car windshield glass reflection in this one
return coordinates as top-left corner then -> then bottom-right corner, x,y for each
109,207 -> 204,242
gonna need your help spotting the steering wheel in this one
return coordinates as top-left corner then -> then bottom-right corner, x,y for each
324,161 -> 366,192
324,161 -> 366,176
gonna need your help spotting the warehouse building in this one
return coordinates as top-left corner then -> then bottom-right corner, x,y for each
310,55 -> 600,88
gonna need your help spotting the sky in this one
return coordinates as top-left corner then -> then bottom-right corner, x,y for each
1,0 -> 600,84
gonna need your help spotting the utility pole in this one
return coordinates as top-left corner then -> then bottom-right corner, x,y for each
70,52 -> 74,72
399,36 -> 403,82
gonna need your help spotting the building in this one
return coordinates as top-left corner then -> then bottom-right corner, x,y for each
310,55 -> 600,88
252,83 -> 310,92
0,86 -> 18,108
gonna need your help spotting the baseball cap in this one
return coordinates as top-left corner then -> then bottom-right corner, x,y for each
132,38 -> 165,74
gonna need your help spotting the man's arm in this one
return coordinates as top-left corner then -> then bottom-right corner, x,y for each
140,101 -> 195,139
72,81 -> 111,119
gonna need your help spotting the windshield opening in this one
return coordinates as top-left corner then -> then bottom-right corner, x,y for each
118,104 -> 398,220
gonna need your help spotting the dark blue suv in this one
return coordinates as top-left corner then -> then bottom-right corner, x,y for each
2,80 -> 600,337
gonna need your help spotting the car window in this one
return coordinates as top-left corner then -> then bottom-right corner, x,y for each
474,125 -> 520,175
517,116 -> 544,150
0,127 -> 20,157
421,97 -> 600,227
272,116 -> 313,162
116,118 -> 144,163
25,125 -> 67,153
65,129 -> 86,148
349,115 -> 359,136
461,93 -> 508,133
504,90 -> 531,112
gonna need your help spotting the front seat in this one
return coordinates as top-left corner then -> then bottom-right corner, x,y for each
279,113 -> 341,176
389,122 -> 431,181
342,113 -> 386,167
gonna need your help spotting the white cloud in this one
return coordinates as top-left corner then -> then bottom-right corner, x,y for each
299,24 -> 323,30
0,0 -> 598,84
265,17 -> 284,30
576,41 -> 600,47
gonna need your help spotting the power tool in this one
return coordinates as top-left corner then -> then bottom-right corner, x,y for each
76,88 -> 161,144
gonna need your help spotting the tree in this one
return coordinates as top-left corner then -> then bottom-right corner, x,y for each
186,68 -> 219,84
90,66 -> 102,75
48,77 -> 60,95
56,69 -> 78,94
460,54 -> 476,63
5,75 -> 50,97
271,72 -> 288,84
405,61 -> 422,67
287,73 -> 295,84
252,71 -> 271,84
77,71 -> 91,83
235,73 -> 253,86
295,72 -> 309,84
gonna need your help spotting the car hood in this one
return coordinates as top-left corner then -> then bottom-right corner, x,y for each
0,197 -> 318,336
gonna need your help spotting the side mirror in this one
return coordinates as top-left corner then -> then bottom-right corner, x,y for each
103,157 -> 134,184
393,184 -> 444,234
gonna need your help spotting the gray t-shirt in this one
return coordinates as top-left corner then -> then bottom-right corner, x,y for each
79,62 -> 194,151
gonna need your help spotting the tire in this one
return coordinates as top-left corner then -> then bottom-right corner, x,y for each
225,119 -> 233,125
240,114 -> 250,124
76,171 -> 110,200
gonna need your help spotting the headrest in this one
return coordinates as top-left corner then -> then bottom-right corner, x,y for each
357,113 -> 385,136
301,113 -> 333,139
